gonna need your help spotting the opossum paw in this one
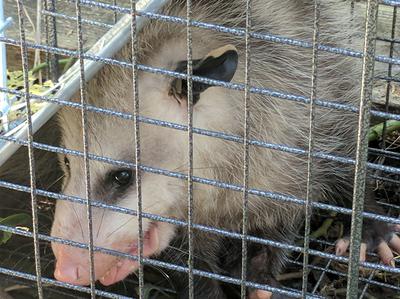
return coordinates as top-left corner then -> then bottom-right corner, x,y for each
248,289 -> 288,299
248,290 -> 272,299
335,223 -> 400,266
247,277 -> 288,299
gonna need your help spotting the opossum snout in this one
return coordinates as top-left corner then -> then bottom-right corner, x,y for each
52,242 -> 100,286
52,223 -> 161,286
53,246 -> 91,285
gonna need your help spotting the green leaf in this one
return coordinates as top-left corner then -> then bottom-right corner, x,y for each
0,213 -> 31,244
368,120 -> 400,142
6,70 -> 54,96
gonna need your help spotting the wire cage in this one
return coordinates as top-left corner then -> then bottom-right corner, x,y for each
0,0 -> 400,298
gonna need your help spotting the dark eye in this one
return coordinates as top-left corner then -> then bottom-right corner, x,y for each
111,169 -> 133,187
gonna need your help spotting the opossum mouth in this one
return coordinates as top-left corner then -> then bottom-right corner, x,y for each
98,223 -> 159,286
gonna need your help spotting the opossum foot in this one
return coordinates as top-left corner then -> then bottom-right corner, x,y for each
249,289 -> 288,299
335,224 -> 400,266
249,290 -> 273,299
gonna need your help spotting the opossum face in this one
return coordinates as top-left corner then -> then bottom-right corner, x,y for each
50,44 -> 239,286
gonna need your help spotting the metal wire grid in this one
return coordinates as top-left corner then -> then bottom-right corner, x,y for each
0,0 -> 400,298
241,0 -> 251,298
75,0 -> 97,297
15,0 -> 43,297
44,0 -> 60,83
347,1 -> 379,298
129,0 -> 144,298
185,1 -> 194,298
302,1 -> 320,297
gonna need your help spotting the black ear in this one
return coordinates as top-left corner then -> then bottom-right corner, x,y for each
169,45 -> 238,105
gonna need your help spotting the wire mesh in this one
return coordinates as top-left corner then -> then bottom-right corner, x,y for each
0,0 -> 400,298
16,0 -> 43,297
75,0 -> 96,297
347,1 -> 379,297
129,0 -> 145,297
241,0 -> 251,298
185,0 -> 195,297
302,1 -> 320,296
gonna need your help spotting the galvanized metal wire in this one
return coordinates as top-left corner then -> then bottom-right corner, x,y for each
311,260 -> 331,294
1,131 -> 400,226
16,1 -> 43,297
130,0 -> 144,298
347,1 -> 379,297
2,0 -> 400,298
75,0 -> 97,296
64,0 -> 400,66
288,257 -> 400,293
185,0 -> 194,298
381,0 -> 400,7
241,0 -> 251,297
2,174 -> 400,276
1,84 -> 399,176
44,0 -> 60,82
302,1 -> 320,297
3,33 -> 400,124
4,34 -> 400,126
42,9 -> 113,29
382,6 -> 397,148
359,271 -> 375,299
113,0 -> 118,24
0,223 -> 311,298
0,266 -> 132,299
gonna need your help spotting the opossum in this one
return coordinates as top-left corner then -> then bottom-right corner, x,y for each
24,0 -> 399,298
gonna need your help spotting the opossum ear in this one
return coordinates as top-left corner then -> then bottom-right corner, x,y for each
169,45 -> 238,105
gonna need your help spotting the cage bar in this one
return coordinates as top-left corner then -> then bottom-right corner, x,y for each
2,130 -> 400,228
15,1 -> 43,297
130,0 -> 145,297
44,0 -> 60,82
346,0 -> 379,297
185,0 -> 194,298
241,0 -> 251,297
0,1 -> 399,298
302,1 -> 320,297
75,0 -> 96,296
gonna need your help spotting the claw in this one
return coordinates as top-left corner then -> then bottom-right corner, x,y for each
335,238 -> 350,256
389,234 -> 400,256
377,241 -> 394,266
360,243 -> 367,262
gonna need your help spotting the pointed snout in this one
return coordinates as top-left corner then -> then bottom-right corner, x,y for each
51,222 -> 169,286
52,243 -> 93,285
54,259 -> 90,285
51,241 -> 139,286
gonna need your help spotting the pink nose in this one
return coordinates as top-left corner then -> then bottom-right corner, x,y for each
53,244 -> 91,285
54,261 -> 89,285
54,262 -> 81,284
